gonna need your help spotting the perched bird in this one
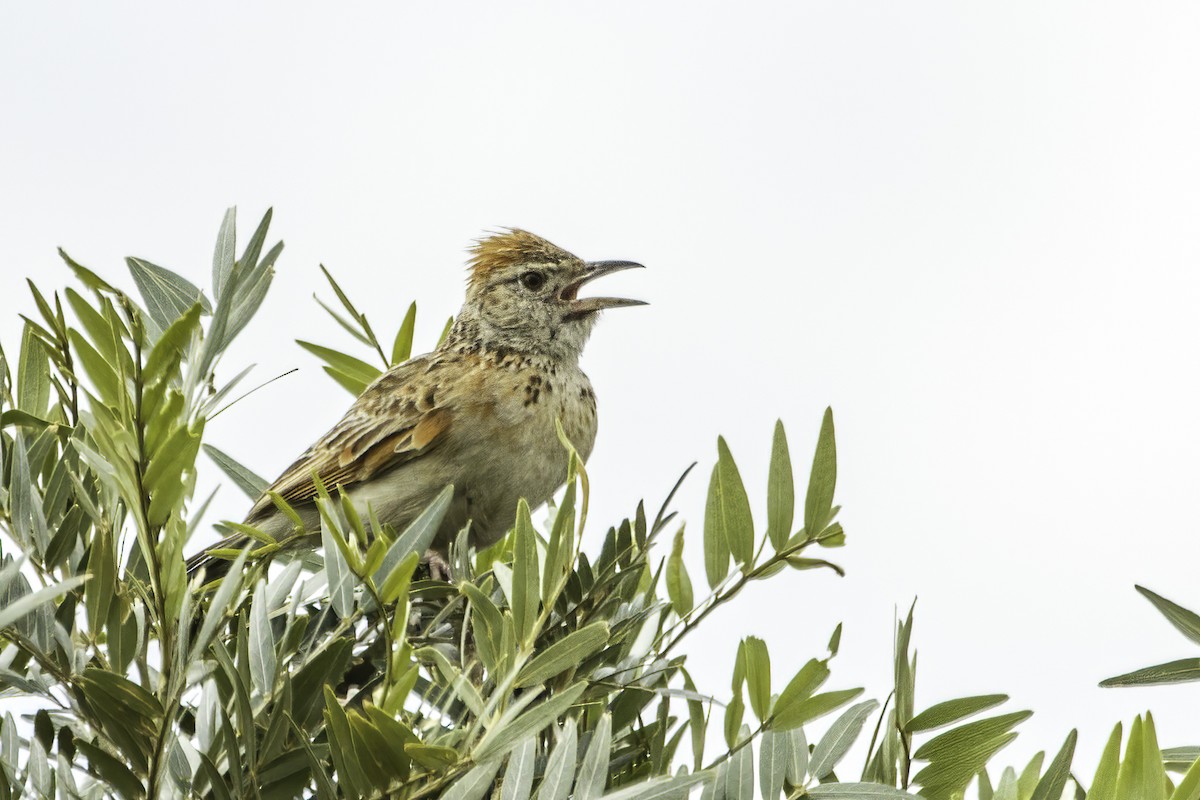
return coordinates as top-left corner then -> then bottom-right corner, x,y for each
187,229 -> 644,580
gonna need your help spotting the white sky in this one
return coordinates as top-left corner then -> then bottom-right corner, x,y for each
4,0 -> 1200,784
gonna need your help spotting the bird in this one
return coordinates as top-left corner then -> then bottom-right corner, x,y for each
186,229 -> 645,581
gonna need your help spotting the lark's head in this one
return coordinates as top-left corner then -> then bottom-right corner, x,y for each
452,229 -> 645,360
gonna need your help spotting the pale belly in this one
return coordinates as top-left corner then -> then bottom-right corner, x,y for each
346,367 -> 597,549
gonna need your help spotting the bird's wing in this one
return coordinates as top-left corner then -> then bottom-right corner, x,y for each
246,354 -> 454,521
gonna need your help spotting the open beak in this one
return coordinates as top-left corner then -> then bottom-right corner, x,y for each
561,260 -> 647,318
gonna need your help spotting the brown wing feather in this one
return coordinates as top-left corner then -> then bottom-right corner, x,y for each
246,355 -> 453,521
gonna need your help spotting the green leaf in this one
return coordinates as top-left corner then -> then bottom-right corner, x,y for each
809,700 -> 879,779
58,248 -> 117,293
1018,752 -> 1046,799
914,712 -> 1034,762
1165,749 -> 1200,774
515,622 -> 609,687
512,498 -> 540,645
766,419 -> 794,551
703,463 -> 730,589
372,484 -> 453,591
772,688 -> 862,731
391,302 -> 417,364
743,636 -> 771,721
85,527 -> 115,635
203,444 -> 269,500
296,341 -> 382,386
666,525 -> 694,616
543,478 -> 577,605
323,686 -> 366,799
1087,723 -> 1123,800
770,658 -> 829,729
474,682 -> 586,762
1101,659 -> 1200,687
682,670 -> 706,773
127,256 -> 211,331
804,407 -> 837,536
908,695 -> 1009,733
715,436 -> 754,566
17,323 -> 52,418
1136,585 -> 1200,647
1115,714 -> 1168,800
1030,729 -> 1077,800
1170,746 -> 1200,800
189,548 -> 249,660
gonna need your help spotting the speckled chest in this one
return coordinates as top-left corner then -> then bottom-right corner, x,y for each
489,356 -> 598,463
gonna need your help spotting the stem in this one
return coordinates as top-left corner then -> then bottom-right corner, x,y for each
660,536 -> 830,658
702,721 -> 768,772
131,328 -> 175,798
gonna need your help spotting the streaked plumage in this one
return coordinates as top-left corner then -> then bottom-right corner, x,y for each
187,229 -> 643,580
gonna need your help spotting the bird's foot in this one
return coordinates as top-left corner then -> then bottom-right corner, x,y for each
421,548 -> 453,582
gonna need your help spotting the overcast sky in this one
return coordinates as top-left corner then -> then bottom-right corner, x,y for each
4,1 -> 1200,783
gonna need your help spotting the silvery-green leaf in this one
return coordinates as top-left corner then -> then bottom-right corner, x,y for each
249,579 -> 276,697
501,736 -> 536,800
203,444 -> 268,500
212,207 -> 237,301
475,683 -> 585,762
443,758 -> 503,800
322,518 -> 356,618
576,714 -> 613,800
538,719 -> 578,800
724,726 -> 754,800
808,700 -> 879,779
599,772 -> 713,800
807,785 -> 921,798
758,729 -> 788,800
515,622 -> 609,688
374,484 -> 453,586
188,548 -> 248,662
785,727 -> 808,786
127,256 -> 211,331
0,574 -> 88,631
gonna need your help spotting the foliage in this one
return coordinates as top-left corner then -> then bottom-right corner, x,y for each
0,210 -> 1196,799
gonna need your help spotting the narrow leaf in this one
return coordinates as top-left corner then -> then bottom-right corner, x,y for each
809,700 -> 879,779
514,622 -> 609,687
804,407 -> 837,536
766,419 -> 794,551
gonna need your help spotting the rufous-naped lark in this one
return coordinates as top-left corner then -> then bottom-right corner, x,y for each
187,229 -> 644,580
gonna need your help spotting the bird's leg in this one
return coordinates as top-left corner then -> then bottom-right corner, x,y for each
421,548 -> 453,582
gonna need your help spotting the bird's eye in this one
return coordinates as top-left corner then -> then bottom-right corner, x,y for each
519,271 -> 547,292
